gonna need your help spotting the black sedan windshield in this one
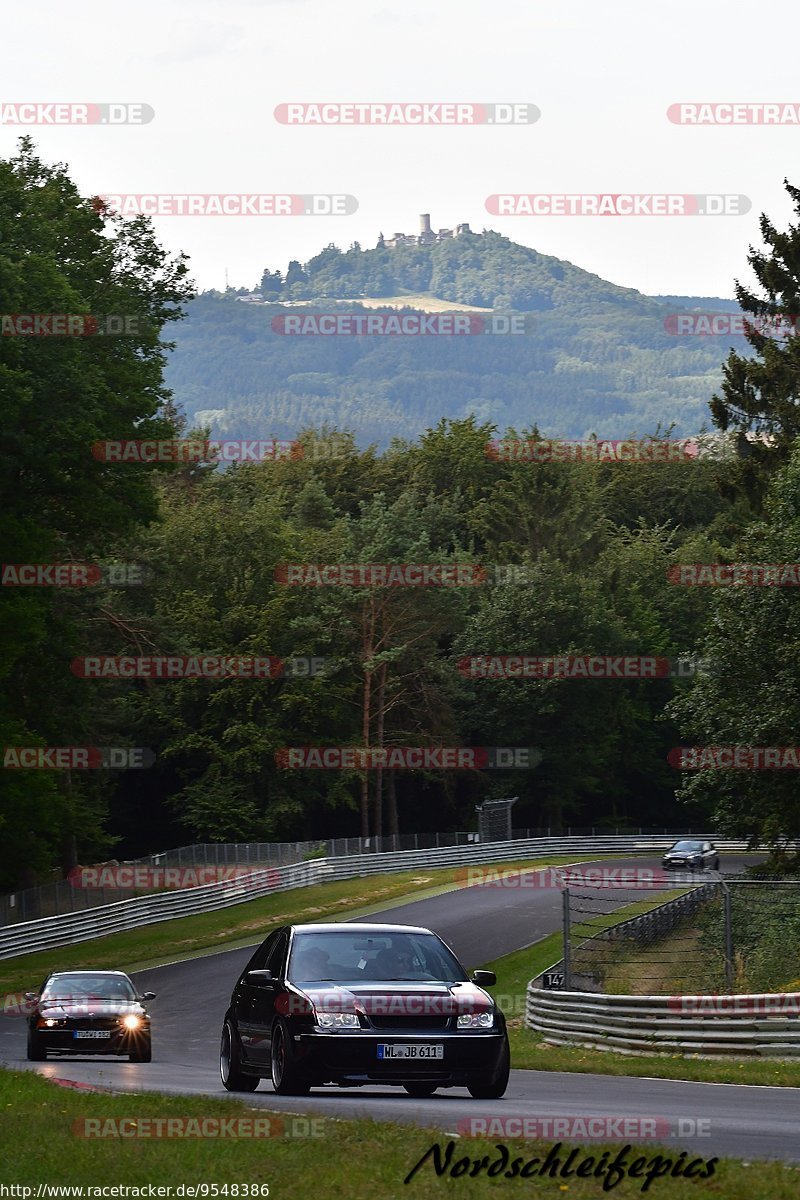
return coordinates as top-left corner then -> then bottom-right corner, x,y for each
42,974 -> 135,1001
288,931 -> 468,984
669,841 -> 703,852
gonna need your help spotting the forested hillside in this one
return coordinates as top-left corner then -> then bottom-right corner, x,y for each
165,232 -> 741,447
5,143 -> 800,888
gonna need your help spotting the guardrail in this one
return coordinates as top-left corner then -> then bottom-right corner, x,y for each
0,833 -> 750,960
1,825 -> 719,926
525,987 -> 800,1056
526,877 -> 800,1057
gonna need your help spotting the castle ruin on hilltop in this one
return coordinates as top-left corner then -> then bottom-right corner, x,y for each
382,214 -> 471,249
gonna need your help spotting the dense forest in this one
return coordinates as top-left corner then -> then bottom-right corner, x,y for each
165,235 -> 746,448
4,141 -> 800,889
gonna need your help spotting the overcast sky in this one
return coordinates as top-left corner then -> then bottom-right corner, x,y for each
3,0 -> 799,298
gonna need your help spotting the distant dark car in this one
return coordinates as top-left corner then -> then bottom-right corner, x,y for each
220,922 -> 509,1099
662,840 -> 720,871
26,970 -> 155,1061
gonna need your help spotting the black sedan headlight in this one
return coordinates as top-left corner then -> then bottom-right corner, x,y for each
456,1012 -> 495,1029
315,1012 -> 360,1030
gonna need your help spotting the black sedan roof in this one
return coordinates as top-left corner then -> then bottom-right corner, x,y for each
290,922 -> 433,936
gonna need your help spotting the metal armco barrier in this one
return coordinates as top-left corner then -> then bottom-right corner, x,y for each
525,987 -> 800,1057
0,825 -> 738,926
0,834 -> 749,960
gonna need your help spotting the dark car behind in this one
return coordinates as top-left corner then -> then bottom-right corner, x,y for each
662,839 -> 720,871
26,970 -> 155,1061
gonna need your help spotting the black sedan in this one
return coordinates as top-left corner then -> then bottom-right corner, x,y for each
220,922 -> 509,1099
662,839 -> 720,871
26,970 -> 155,1061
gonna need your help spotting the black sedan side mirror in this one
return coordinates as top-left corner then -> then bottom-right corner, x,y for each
23,992 -> 37,1002
141,991 -> 156,1001
471,970 -> 497,987
246,969 -> 276,986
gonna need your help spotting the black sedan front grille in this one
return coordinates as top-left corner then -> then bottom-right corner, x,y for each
66,1017 -> 121,1031
367,1015 -> 451,1031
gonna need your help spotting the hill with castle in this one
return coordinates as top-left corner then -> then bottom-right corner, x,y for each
164,219 -> 742,447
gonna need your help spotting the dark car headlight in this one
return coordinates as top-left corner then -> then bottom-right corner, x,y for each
457,1012 -> 495,1030
315,1012 -> 359,1030
37,1018 -> 66,1028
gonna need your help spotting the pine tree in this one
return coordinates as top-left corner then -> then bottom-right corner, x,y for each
710,179 -> 800,505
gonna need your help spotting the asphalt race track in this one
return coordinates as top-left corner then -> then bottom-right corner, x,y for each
5,853 -> 799,1164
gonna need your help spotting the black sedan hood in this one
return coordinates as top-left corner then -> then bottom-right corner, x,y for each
290,981 -> 494,1017
36,999 -> 146,1020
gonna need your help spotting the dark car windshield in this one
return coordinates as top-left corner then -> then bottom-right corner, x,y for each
669,841 -> 704,852
287,931 -> 469,984
41,974 -> 135,1001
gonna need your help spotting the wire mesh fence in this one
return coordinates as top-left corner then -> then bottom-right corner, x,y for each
549,876 -> 800,995
0,824 -> 716,927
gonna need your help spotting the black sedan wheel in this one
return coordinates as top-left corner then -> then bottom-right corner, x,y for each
129,1035 -> 152,1063
220,1021 -> 258,1092
27,1030 -> 46,1061
403,1082 -> 438,1098
467,1035 -> 510,1099
270,1020 -> 310,1096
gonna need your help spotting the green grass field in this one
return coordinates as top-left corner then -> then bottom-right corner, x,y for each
2,1069 -> 797,1196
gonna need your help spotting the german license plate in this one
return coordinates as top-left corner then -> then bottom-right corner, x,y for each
377,1043 -> 443,1060
74,1030 -> 111,1039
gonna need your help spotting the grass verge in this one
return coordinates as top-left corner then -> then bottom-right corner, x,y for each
483,935 -> 800,1087
1,1068 -> 796,1195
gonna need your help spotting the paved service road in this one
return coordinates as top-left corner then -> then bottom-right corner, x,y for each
5,853 -> 796,1164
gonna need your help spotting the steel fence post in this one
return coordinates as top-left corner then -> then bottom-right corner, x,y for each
563,886 -> 571,991
723,882 -> 734,992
